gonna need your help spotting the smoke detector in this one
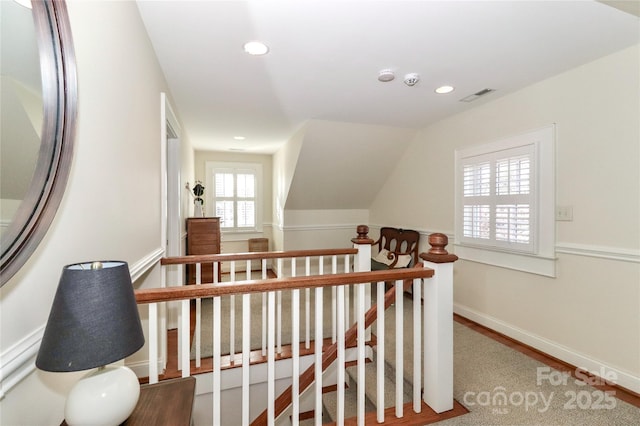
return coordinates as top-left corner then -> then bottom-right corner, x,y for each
378,69 -> 395,82
403,73 -> 420,87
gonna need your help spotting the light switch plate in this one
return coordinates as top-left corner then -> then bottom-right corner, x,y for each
556,206 -> 573,221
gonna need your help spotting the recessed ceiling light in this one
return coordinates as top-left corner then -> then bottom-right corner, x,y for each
243,41 -> 269,56
435,85 -> 455,94
233,136 -> 246,140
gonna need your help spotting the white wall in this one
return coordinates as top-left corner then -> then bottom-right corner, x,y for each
283,209 -> 368,250
273,126 -> 305,251
0,1 -> 187,424
370,45 -> 640,392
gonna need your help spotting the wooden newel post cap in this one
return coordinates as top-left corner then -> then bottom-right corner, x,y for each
351,224 -> 374,245
428,233 -> 449,255
356,225 -> 369,239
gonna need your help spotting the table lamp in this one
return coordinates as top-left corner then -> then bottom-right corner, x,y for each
36,261 -> 145,426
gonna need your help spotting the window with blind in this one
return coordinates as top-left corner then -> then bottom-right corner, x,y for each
460,144 -> 535,252
206,162 -> 263,232
455,126 -> 556,276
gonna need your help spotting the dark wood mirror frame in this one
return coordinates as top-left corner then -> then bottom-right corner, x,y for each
0,0 -> 77,286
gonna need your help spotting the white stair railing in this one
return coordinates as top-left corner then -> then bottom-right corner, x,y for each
137,229 -> 457,425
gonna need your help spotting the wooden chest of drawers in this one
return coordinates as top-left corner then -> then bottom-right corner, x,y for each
186,217 -> 221,284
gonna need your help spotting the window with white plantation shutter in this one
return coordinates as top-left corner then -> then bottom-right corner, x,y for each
458,144 -> 535,252
206,162 -> 263,233
455,126 -> 556,276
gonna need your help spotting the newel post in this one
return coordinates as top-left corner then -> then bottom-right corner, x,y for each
352,225 -> 374,339
351,225 -> 374,273
421,233 -> 458,413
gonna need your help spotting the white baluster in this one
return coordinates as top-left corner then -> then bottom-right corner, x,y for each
413,277 -> 422,413
277,258 -> 283,354
395,279 -> 403,418
357,282 -> 365,426
242,293 -> 251,426
181,298 -> 190,378
314,285 -> 323,426
195,263 -> 202,368
376,281 -> 385,423
305,256 -> 311,349
149,303 -> 158,384
291,287 -> 300,426
267,291 -> 276,426
336,284 -> 345,425
344,255 -> 350,326
230,261 -> 236,362
262,259 -> 267,356
213,296 -> 221,425
331,256 -> 337,344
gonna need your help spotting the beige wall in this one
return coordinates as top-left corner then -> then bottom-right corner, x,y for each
272,125 -> 305,251
370,45 -> 640,391
0,1 -> 189,423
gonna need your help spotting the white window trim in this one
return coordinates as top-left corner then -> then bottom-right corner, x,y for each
454,125 -> 556,277
205,161 -> 263,233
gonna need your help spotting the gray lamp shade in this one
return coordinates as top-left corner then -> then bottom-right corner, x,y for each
36,261 -> 145,372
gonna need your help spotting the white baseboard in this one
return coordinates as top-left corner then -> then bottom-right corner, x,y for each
454,303 -> 640,394
127,359 -> 165,379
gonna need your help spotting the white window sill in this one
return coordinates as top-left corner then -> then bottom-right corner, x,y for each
454,244 -> 556,277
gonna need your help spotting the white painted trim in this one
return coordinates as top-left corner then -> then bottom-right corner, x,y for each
283,223 -> 356,232
455,244 -> 557,277
556,243 -> 640,264
0,325 -> 45,399
129,247 -> 165,283
281,222 -> 636,265
454,303 -> 640,394
127,359 -> 165,379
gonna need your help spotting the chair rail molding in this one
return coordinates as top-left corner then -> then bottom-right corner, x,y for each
130,247 -> 165,282
555,242 -> 640,263
0,325 -> 45,399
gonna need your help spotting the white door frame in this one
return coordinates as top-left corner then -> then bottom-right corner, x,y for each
160,92 -> 182,369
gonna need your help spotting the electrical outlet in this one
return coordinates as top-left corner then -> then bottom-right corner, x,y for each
556,206 -> 573,221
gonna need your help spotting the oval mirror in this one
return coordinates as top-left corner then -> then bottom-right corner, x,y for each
0,0 -> 77,286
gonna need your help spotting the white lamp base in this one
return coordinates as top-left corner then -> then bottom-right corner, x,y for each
65,365 -> 140,426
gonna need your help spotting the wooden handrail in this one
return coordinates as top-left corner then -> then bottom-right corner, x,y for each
250,270 -> 418,425
160,248 -> 359,265
135,267 -> 433,304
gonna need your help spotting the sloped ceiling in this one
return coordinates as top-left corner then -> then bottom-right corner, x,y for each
137,1 -> 639,154
285,120 -> 416,209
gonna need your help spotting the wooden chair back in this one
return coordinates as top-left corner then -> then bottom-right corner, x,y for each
373,227 -> 420,268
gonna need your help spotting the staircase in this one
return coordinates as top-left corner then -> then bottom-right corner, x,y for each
313,291 -> 417,425
135,230 -> 459,425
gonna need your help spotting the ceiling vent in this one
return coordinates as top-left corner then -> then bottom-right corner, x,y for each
460,88 -> 495,102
